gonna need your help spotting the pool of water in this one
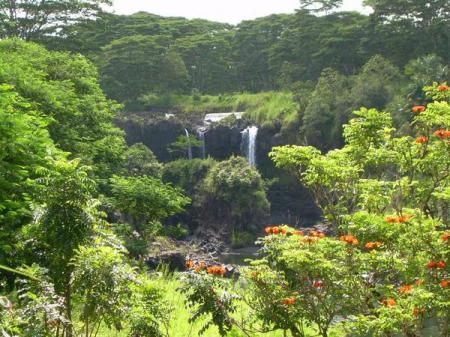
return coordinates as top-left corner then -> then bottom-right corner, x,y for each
218,246 -> 260,265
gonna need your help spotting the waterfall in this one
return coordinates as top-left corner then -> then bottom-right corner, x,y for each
197,129 -> 206,159
185,129 -> 193,160
241,126 -> 258,166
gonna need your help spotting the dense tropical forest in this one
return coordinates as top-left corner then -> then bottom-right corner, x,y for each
0,0 -> 449,336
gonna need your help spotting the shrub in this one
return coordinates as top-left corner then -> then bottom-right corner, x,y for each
198,156 -> 270,232
109,175 -> 190,234
122,143 -> 163,178
162,158 -> 217,196
160,223 -> 189,240
230,231 -> 254,249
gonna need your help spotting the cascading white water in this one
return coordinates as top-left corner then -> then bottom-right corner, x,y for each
241,126 -> 258,166
185,129 -> 193,160
197,129 -> 206,159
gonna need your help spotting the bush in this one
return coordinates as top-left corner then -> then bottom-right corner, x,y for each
230,231 -> 254,248
162,158 -> 216,196
160,223 -> 189,240
122,143 -> 163,177
109,175 -> 190,234
199,156 -> 270,232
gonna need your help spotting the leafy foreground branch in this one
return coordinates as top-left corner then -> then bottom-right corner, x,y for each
180,83 -> 450,337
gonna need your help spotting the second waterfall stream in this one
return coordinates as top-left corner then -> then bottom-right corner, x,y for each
241,126 -> 258,166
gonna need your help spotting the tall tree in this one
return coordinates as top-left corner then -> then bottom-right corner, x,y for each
99,35 -> 190,103
298,0 -> 343,13
0,39 -> 126,180
300,68 -> 351,151
0,0 -> 112,40
234,14 -> 290,91
364,0 -> 449,64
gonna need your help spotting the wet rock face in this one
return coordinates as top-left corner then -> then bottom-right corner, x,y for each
116,116 -> 185,162
256,124 -> 323,227
203,125 -> 242,160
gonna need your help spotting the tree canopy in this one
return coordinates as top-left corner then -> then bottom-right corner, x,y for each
0,0 -> 112,40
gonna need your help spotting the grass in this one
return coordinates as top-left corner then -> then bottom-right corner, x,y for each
94,273 -> 323,337
137,91 -> 300,127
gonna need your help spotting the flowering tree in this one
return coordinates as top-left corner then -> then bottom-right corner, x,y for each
181,83 -> 450,337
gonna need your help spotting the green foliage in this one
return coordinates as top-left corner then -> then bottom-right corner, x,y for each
162,158 -> 217,196
20,159 -> 98,299
404,54 -> 449,107
109,175 -> 190,233
230,231 -> 255,249
159,223 -> 189,240
350,55 -> 404,111
180,273 -> 238,336
0,39 -> 126,180
199,156 -> 270,231
128,275 -> 165,337
0,295 -> 21,337
71,245 -> 135,336
122,143 -> 162,178
300,68 -> 351,151
298,0 -> 343,12
14,265 -> 68,337
0,0 -> 112,40
168,134 -> 202,159
0,84 -> 59,264
98,35 -> 189,103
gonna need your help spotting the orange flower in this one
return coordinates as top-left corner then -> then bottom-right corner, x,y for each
251,271 -> 260,279
428,260 -> 446,269
310,230 -> 325,238
386,216 -> 398,223
441,279 -> 449,288
340,235 -> 359,245
415,136 -> 428,144
412,105 -> 426,113
413,307 -> 425,317
434,129 -> 450,139
386,214 -> 413,223
186,260 -> 195,269
443,232 -> 450,242
398,284 -> 413,294
281,228 -> 288,235
382,298 -> 397,307
427,261 -> 437,269
195,261 -> 207,272
398,214 -> 414,223
207,265 -> 227,276
292,230 -> 304,236
365,241 -> 383,249
436,261 -> 446,269
265,226 -> 283,235
438,84 -> 449,92
281,297 -> 297,305
302,236 -> 319,244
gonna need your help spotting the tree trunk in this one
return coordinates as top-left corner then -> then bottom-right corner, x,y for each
64,284 -> 73,337
290,326 -> 304,337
